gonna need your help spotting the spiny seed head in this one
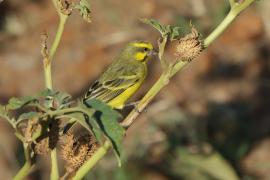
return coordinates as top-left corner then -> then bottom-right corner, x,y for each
60,132 -> 99,173
23,117 -> 41,143
59,0 -> 75,15
175,27 -> 204,62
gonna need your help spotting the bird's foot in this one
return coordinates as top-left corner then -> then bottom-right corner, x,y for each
125,101 -> 143,113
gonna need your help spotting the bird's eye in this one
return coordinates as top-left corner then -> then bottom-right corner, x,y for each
143,47 -> 148,52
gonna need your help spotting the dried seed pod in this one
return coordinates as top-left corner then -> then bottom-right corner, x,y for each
24,117 -> 41,143
60,132 -> 99,174
175,27 -> 204,62
58,0 -> 76,15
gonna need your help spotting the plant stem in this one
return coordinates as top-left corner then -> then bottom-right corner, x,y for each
43,14 -> 68,89
14,0 -> 69,179
45,1 -> 68,179
121,70 -> 170,128
45,107 -> 94,117
158,36 -> 168,69
44,57 -> 53,89
204,0 -> 256,47
204,10 -> 236,47
229,0 -> 235,7
13,161 -> 32,180
72,141 -> 111,180
13,144 -> 33,180
50,149 -> 59,180
49,15 -> 68,59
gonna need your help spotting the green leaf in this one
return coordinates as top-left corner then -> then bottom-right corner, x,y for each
170,26 -> 183,40
53,91 -> 72,109
85,99 -> 124,165
5,89 -> 54,110
38,89 -> 72,110
141,18 -> 184,40
6,96 -> 38,110
75,0 -> 92,23
62,110 -> 103,143
17,112 -> 41,125
140,18 -> 170,37
36,89 -> 54,97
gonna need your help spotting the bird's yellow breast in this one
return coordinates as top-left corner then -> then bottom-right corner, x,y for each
107,80 -> 143,109
107,65 -> 147,109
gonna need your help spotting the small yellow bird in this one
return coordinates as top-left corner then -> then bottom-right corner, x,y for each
84,41 -> 156,109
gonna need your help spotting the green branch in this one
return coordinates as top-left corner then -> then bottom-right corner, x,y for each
52,107 -> 93,116
46,1 -> 68,180
13,161 -> 32,180
204,10 -> 236,47
71,0 -> 258,179
204,0 -> 256,47
13,144 -> 33,180
49,15 -> 68,60
229,0 -> 235,7
43,10 -> 68,89
50,149 -> 59,180
14,0 -> 69,179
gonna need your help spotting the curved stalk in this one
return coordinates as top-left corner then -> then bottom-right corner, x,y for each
13,161 -> 32,180
13,144 -> 33,180
45,1 -> 68,180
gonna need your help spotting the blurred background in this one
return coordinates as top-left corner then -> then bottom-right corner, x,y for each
1,0 -> 270,179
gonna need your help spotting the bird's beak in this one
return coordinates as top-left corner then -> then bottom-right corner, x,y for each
147,48 -> 158,56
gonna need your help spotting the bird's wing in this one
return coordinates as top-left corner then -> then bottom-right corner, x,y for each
84,64 -> 141,103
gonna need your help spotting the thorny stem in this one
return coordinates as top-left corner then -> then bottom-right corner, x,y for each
73,0 -> 258,179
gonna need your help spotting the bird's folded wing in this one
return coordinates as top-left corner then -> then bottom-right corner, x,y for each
84,75 -> 140,103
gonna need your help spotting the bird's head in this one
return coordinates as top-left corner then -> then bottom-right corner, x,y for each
121,41 -> 157,62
